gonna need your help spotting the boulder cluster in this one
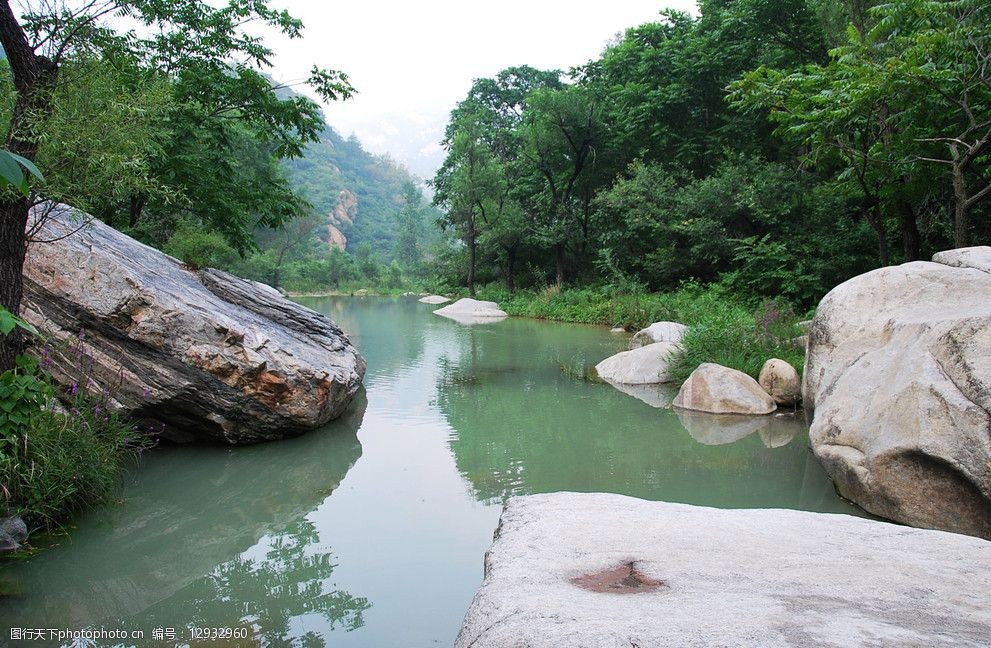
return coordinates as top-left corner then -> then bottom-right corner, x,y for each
595,320 -> 801,415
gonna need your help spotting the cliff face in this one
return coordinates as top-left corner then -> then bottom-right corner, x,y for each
23,203 -> 367,444
326,188 -> 358,251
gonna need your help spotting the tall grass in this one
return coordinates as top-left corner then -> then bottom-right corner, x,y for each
474,283 -> 807,380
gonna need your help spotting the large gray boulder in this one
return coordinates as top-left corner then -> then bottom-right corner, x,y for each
804,247 -> 991,539
22,204 -> 366,444
629,321 -> 687,349
456,492 -> 991,648
594,342 -> 680,385
673,363 -> 776,415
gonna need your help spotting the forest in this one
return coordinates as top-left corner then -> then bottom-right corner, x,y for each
0,0 -> 989,530
432,0 -> 991,309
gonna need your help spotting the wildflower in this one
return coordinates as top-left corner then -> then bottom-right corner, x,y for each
69,382 -> 79,396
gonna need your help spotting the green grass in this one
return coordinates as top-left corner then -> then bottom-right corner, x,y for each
1,390 -> 151,532
474,283 -> 807,380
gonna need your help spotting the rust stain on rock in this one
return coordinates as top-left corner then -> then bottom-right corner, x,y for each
571,561 -> 665,594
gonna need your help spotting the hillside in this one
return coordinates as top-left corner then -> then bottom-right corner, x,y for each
284,121 -> 440,261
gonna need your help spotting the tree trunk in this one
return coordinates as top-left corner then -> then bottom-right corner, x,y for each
554,244 -> 565,288
0,197 -> 30,371
897,198 -> 921,261
952,164 -> 970,248
0,1 -> 58,371
863,201 -> 889,266
503,243 -> 517,292
129,194 -> 147,228
466,210 -> 476,297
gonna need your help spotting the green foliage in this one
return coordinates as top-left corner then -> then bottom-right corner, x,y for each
667,300 -> 806,382
0,355 -> 53,447
163,222 -> 239,268
0,392 -> 149,530
473,283 -> 805,380
0,149 -> 43,196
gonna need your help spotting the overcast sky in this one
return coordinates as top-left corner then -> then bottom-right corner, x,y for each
260,1 -> 699,178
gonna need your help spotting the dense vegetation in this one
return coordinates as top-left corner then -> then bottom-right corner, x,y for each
432,0 -> 991,309
0,0 -> 356,536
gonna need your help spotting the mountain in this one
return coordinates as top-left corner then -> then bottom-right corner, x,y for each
283,124 -> 440,261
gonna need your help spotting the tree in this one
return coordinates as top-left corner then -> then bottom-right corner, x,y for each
392,182 -> 424,269
519,86 -> 606,286
0,0 -> 352,371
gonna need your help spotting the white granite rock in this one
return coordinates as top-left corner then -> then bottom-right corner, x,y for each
674,363 -> 777,415
629,321 -> 687,349
456,492 -> 991,648
804,247 -> 991,539
433,298 -> 507,324
418,294 -> 451,305
594,342 -> 681,385
758,358 -> 801,406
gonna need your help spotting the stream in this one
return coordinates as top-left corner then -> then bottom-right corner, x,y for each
0,296 -> 862,647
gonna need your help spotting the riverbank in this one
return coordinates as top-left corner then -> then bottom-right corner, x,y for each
292,284 -> 807,381
453,285 -> 808,381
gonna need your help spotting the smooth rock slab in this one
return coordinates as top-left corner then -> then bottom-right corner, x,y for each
456,492 -> 991,648
418,294 -> 450,305
674,362 -> 776,414
595,342 -> 680,385
433,298 -> 507,324
629,321 -> 687,349
22,204 -> 366,444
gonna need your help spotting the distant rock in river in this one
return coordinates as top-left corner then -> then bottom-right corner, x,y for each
433,298 -> 507,324
418,295 -> 450,305
22,204 -> 366,444
628,321 -> 687,349
595,342 -> 680,385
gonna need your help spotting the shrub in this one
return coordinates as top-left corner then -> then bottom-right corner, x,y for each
0,308 -> 152,532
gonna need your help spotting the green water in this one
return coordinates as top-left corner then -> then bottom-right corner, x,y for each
0,296 -> 862,647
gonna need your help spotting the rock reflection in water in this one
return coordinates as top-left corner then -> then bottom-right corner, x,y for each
676,409 -> 802,447
605,380 -> 678,408
0,392 -> 370,644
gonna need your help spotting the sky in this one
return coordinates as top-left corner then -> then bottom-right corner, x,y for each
260,1 -> 699,179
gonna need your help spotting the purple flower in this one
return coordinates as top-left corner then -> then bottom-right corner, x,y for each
69,382 -> 79,396
142,387 -> 151,400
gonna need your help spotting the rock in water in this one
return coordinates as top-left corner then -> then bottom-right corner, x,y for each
804,247 -> 991,539
594,342 -> 680,385
673,363 -> 776,415
418,294 -> 450,305
432,298 -> 507,324
758,358 -> 801,405
628,321 -> 687,349
455,493 -> 991,648
22,204 -> 366,444
0,516 -> 28,553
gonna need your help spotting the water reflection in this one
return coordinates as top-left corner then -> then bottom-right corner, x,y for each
0,392 -> 369,644
605,381 -> 677,408
433,317 -> 858,514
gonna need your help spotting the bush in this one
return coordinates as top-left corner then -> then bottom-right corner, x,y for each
472,283 -> 806,380
163,222 -> 239,269
0,309 -> 152,532
1,394 -> 149,530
